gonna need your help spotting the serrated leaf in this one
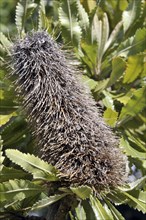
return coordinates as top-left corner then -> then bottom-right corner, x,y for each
102,91 -> 114,110
0,32 -> 12,54
76,0 -> 89,32
90,196 -> 112,220
105,199 -> 125,220
106,190 -> 128,205
6,149 -> 59,181
0,112 -> 17,126
92,13 -> 109,63
104,108 -> 118,127
70,185 -> 92,200
82,75 -> 97,90
123,191 -> 146,214
120,137 -> 146,159
119,86 -> 146,120
119,176 -> 146,191
31,193 -> 67,210
94,79 -> 109,92
122,0 -> 142,32
108,57 -> 126,87
81,42 -> 97,70
38,0 -> 47,30
15,2 -> 24,33
0,137 -> 4,171
128,190 -> 146,204
123,55 -> 144,83
0,166 -> 29,183
129,28 -> 146,55
59,0 -> 82,46
15,0 -> 37,35
0,179 -> 43,203
116,28 -> 146,57
104,21 -> 123,52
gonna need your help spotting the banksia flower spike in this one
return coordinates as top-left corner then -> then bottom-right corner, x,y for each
10,31 -> 128,192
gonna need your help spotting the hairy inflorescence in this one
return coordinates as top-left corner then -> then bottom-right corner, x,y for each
10,31 -> 128,191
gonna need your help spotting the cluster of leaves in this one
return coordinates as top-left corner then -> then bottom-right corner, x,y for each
0,0 -> 146,219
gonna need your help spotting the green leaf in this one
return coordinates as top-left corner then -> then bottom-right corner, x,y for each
104,21 -> 123,52
81,42 -> 97,71
59,0 -> 82,46
136,191 -> 146,203
6,149 -> 59,181
0,166 -> 29,183
70,185 -> 92,200
95,13 -> 109,56
94,79 -> 109,92
15,0 -> 37,35
122,0 -> 142,33
82,75 -> 97,90
123,191 -> 146,214
118,0 -> 128,11
120,137 -> 146,159
104,108 -> 118,127
102,91 -> 115,110
103,203 -> 114,220
105,199 -> 125,220
90,196 -> 112,220
119,86 -> 146,120
38,0 -> 49,30
0,179 -> 43,203
108,57 -> 126,87
0,32 -> 12,53
123,55 -> 144,83
116,28 -> 146,57
92,12 -> 109,73
0,112 -> 17,126
75,203 -> 86,220
119,176 -> 146,191
0,137 -> 4,171
31,194 -> 67,210
106,190 -> 128,205
129,28 -> 146,55
82,200 -> 96,220
15,1 -> 25,34
76,0 -> 89,32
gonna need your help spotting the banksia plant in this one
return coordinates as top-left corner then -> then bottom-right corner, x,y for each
10,31 -> 128,191
1,0 -> 146,219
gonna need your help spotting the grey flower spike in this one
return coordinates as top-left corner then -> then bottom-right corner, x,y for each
10,31 -> 128,191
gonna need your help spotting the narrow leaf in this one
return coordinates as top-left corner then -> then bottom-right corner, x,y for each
104,108 -> 118,127
59,0 -> 82,46
119,86 -> 146,120
104,21 -> 123,52
120,137 -> 146,159
119,176 -> 146,191
123,191 -> 146,214
0,179 -> 43,203
90,196 -> 112,220
6,149 -> 59,181
108,57 -> 126,87
76,0 -> 89,32
31,194 -> 67,210
0,32 -> 12,53
0,166 -> 29,183
122,0 -> 142,32
70,185 -> 92,200
105,199 -> 125,220
123,55 -> 144,83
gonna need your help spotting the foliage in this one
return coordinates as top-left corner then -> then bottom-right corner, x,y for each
0,0 -> 146,219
